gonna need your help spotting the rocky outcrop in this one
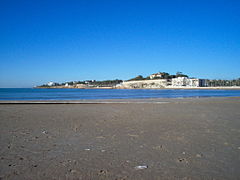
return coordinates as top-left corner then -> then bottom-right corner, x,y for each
118,79 -> 169,89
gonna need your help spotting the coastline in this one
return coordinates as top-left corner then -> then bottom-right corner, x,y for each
35,86 -> 240,90
1,97 -> 240,179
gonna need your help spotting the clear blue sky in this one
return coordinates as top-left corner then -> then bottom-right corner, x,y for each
0,0 -> 240,87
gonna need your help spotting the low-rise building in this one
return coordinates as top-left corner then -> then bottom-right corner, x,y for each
187,78 -> 199,87
171,77 -> 207,87
171,77 -> 188,86
198,79 -> 207,87
150,72 -> 164,79
76,84 -> 87,88
47,82 -> 56,86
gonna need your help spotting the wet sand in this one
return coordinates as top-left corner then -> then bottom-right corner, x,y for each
0,97 -> 240,179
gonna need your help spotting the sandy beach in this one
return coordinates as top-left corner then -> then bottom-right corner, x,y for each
0,97 -> 240,179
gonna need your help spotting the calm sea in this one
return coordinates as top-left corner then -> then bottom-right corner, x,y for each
0,88 -> 240,100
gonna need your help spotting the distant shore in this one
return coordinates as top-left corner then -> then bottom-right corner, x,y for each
35,86 -> 240,90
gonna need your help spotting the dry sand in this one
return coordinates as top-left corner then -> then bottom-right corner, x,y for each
0,97 -> 240,180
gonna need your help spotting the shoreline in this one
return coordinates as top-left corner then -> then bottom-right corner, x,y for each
35,86 -> 240,90
1,96 -> 240,104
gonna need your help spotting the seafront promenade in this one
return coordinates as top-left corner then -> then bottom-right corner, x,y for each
0,97 -> 240,179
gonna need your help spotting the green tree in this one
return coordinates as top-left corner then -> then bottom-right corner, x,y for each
176,72 -> 188,78
128,75 -> 145,81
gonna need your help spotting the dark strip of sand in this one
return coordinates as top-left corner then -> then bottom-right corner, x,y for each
0,96 -> 239,104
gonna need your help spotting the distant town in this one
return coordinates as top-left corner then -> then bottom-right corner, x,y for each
37,72 -> 240,89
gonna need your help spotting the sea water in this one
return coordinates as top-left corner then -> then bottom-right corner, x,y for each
0,88 -> 240,100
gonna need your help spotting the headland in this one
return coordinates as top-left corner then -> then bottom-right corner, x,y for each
36,72 -> 240,89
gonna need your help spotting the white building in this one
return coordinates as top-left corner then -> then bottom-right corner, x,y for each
187,79 -> 200,87
171,77 -> 207,87
47,82 -> 56,86
171,77 -> 188,86
150,72 -> 164,79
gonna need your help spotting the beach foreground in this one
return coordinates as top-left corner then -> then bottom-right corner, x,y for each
0,98 -> 240,179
